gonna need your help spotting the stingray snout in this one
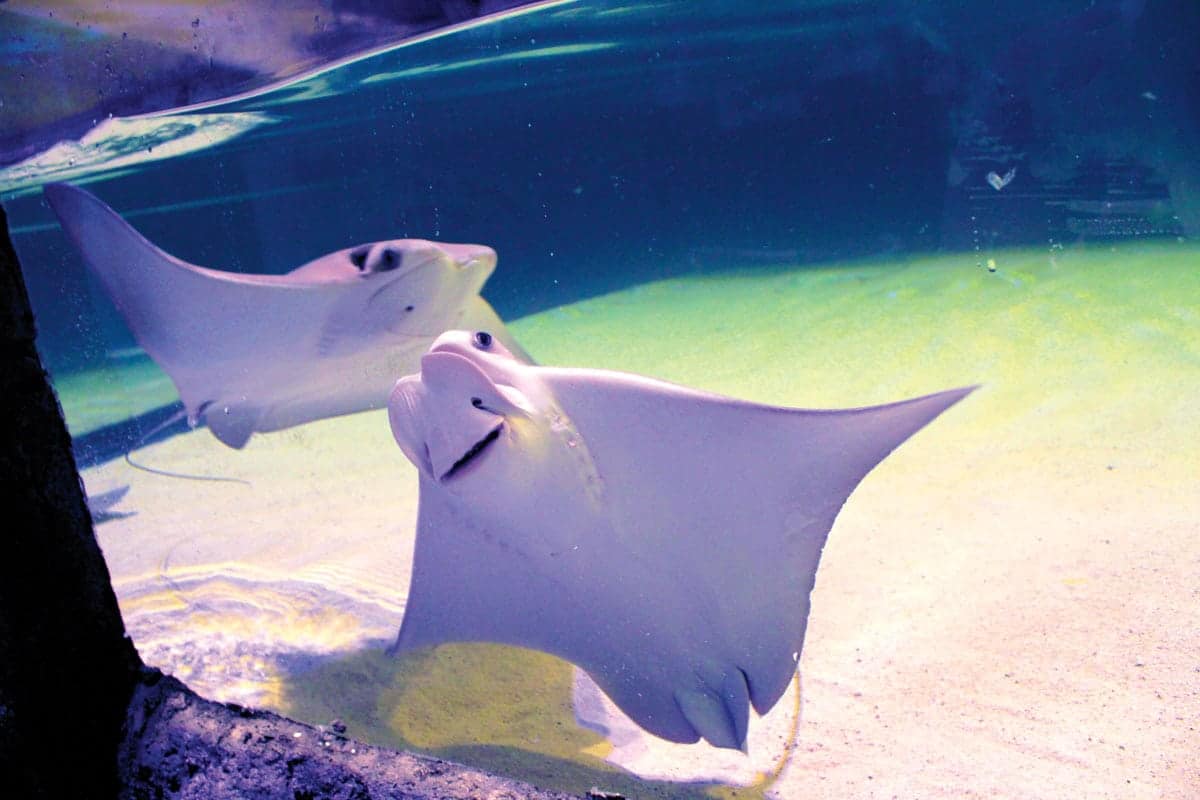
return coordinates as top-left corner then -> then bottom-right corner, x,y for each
436,242 -> 497,272
418,351 -> 529,418
387,359 -> 515,482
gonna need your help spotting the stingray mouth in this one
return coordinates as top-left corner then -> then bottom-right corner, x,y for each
439,423 -> 502,482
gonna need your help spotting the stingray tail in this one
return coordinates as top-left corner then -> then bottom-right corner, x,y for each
123,406 -> 250,486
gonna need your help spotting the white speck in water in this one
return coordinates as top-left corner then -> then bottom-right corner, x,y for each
792,651 -> 800,662
292,731 -> 302,739
986,167 -> 1016,191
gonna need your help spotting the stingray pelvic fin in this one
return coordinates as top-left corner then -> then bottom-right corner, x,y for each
673,667 -> 752,751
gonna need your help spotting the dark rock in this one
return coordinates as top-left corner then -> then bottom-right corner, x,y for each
0,197 -> 142,798
119,669 -> 582,800
587,789 -> 627,800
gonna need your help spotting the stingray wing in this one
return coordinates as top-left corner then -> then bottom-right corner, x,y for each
539,370 -> 975,717
44,184 -> 363,431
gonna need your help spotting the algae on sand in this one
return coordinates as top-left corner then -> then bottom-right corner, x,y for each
279,642 -> 727,799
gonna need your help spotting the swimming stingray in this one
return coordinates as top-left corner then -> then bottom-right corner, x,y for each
44,183 -> 528,448
387,330 -> 975,751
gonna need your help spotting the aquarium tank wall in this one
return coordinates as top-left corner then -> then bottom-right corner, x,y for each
1,1 -> 1197,797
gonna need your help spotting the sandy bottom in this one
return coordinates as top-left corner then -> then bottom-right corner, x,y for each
77,242 -> 1199,798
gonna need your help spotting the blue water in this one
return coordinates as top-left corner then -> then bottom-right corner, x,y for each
7,0 -> 1192,390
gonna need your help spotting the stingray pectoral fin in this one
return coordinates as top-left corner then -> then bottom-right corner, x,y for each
737,384 -> 980,715
44,183 -> 340,434
44,183 -> 230,369
834,385 -> 979,461
536,370 -> 978,726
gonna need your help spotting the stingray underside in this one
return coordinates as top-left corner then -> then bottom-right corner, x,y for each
394,366 -> 974,748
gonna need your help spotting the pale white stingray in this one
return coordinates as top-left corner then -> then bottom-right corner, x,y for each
387,330 -> 975,751
44,183 -> 528,448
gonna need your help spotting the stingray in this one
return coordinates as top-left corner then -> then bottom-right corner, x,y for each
44,183 -> 529,448
386,330 -> 975,751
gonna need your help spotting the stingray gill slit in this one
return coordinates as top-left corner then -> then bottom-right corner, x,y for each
441,425 -> 503,481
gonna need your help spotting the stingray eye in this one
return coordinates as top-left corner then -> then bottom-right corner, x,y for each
349,246 -> 370,271
473,331 -> 493,350
471,397 -> 484,408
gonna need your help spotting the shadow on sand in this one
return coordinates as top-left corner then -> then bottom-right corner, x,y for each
275,641 -> 751,799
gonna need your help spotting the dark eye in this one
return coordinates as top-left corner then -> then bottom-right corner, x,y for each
470,397 -> 484,408
473,331 -> 493,350
349,246 -> 370,271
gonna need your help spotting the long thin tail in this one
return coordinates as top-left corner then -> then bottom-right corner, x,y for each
123,407 -> 250,486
